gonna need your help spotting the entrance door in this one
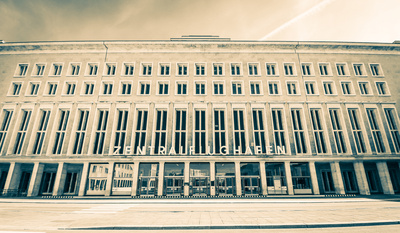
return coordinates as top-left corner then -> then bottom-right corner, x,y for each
164,176 -> 183,196
216,176 -> 235,196
321,170 -> 335,194
389,168 -> 400,193
19,171 -> 31,195
40,172 -> 56,195
241,176 -> 260,195
0,171 -> 8,190
190,177 -> 209,196
342,170 -> 358,193
366,169 -> 381,193
138,177 -> 158,196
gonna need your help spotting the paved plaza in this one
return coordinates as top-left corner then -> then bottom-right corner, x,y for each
0,196 -> 400,232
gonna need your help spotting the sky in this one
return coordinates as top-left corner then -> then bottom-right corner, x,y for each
0,0 -> 399,43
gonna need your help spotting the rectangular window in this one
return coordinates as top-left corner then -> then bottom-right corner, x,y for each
358,82 -> 370,95
232,82 -> 243,95
266,63 -> 277,76
301,64 -> 312,76
69,64 -> 80,76
83,82 -> 94,95
105,63 -> 116,76
32,110 -> 51,155
177,63 -> 188,76
353,64 -> 364,76
376,82 -> 388,95
195,63 -> 205,76
252,109 -> 266,153
384,109 -> 400,153
52,64 -> 63,76
174,110 -> 187,154
27,82 -> 40,96
113,110 -> 128,155
287,81 -> 298,95
323,81 -> 335,95
124,63 -> 134,76
154,110 -> 167,154
120,82 -> 132,95
348,109 -> 367,153
310,109 -> 327,154
213,82 -> 224,95
305,81 -> 317,95
284,63 -> 294,76
133,110 -> 148,154
139,82 -> 150,95
214,109 -> 226,154
53,110 -> 70,154
341,82 -> 353,95
195,81 -> 206,95
13,110 -> 32,154
250,81 -> 261,95
233,109 -> 246,154
158,82 -> 169,95
102,82 -> 113,95
271,109 -> 286,148
213,63 -> 223,76
72,110 -> 89,154
366,109 -> 385,153
336,64 -> 347,76
17,64 -> 28,76
93,110 -> 109,154
329,109 -> 347,153
65,82 -> 76,95
0,110 -> 13,153
248,63 -> 259,76
64,172 -> 78,194
46,82 -> 58,95
142,63 -> 152,76
370,64 -> 381,76
10,82 -> 22,96
194,110 -> 206,154
291,109 -> 307,154
87,63 -> 98,76
230,63 -> 241,76
176,82 -> 187,95
319,63 -> 329,76
159,64 -> 170,76
34,64 -> 45,76
268,81 -> 279,95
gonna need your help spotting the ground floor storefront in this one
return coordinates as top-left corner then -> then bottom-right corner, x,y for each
0,157 -> 399,197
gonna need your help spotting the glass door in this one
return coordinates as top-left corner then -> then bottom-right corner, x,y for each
216,176 -> 235,196
321,170 -> 335,194
241,176 -> 260,195
342,170 -> 358,193
190,177 -> 209,196
164,176 -> 183,196
137,163 -> 159,196
265,163 -> 287,194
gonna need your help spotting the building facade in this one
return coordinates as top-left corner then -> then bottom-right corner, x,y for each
0,36 -> 399,197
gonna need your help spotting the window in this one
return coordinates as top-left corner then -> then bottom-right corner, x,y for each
69,63 -> 80,76
113,110 -> 128,155
82,81 -> 95,95
336,63 -> 347,76
177,63 -> 188,76
214,109 -> 226,154
194,109 -> 206,154
13,110 -> 32,154
139,82 -> 150,95
159,63 -> 170,76
301,63 -> 312,76
329,109 -> 347,153
133,110 -> 148,154
250,81 -> 261,95
32,110 -> 51,155
102,82 -> 113,95
105,63 -> 116,76
64,82 -> 76,95
376,82 -> 389,95
33,64 -> 45,76
72,109 -> 89,155
248,63 -> 259,76
174,110 -> 187,154
287,81 -> 298,95
64,172 -> 78,194
16,64 -> 28,76
366,109 -> 385,153
176,82 -> 187,95
284,63 -> 295,76
348,109 -> 367,153
266,63 -> 277,76
271,109 -> 286,148
0,110 -> 13,153
52,64 -> 63,76
319,63 -> 330,76
213,81 -> 224,95
323,81 -> 336,95
353,64 -> 365,76
305,81 -> 317,95
370,64 -> 382,76
52,110 -> 70,154
291,109 -> 307,154
93,110 -> 109,154
310,109 -> 327,154
230,63 -> 241,76
384,108 -> 400,153
341,81 -> 354,95
123,63 -> 134,76
195,81 -> 206,95
9,82 -> 22,96
213,63 -> 223,76
231,81 -> 243,95
87,63 -> 98,76
27,82 -> 40,96
268,81 -> 280,95
158,81 -> 169,95
233,109 -> 246,154
358,82 -> 371,95
195,63 -> 205,76
154,110 -> 168,154
142,63 -> 152,76
252,109 -> 266,153
46,82 -> 58,96
120,81 -> 132,95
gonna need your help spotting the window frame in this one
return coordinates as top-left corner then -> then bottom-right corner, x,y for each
175,81 -> 188,95
194,63 -> 207,76
31,63 -> 46,77
80,81 -> 96,96
103,62 -> 117,76
194,80 -> 207,95
67,62 -> 81,76
140,62 -> 153,76
283,63 -> 297,76
318,62 -> 332,76
286,80 -> 300,96
25,81 -> 41,96
335,63 -> 350,77
300,63 -> 314,76
44,81 -> 59,96
8,81 -> 23,96
49,63 -> 64,77
14,63 -> 29,77
352,63 -> 367,77
137,80 -> 151,95
172,108 -> 188,155
357,81 -> 373,96
290,108 -> 309,155
192,108 -> 207,155
340,81 -> 355,96
85,63 -> 99,76
122,62 -> 135,76
119,80 -> 133,96
249,80 -> 263,95
247,62 -> 260,76
304,80 -> 319,95
369,63 -> 384,77
212,62 -> 225,76
212,80 -> 225,95
230,62 -> 242,76
176,63 -> 189,76
231,80 -> 245,95
375,81 -> 390,96
100,81 -> 114,96
158,62 -> 171,76
322,81 -> 337,96
265,62 -> 279,76
267,80 -> 281,95
62,81 -> 77,96
157,80 -> 170,96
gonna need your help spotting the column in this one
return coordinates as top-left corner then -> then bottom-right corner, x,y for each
235,161 -> 242,196
3,162 -> 21,192
259,161 -> 267,195
284,161 -> 294,195
78,162 -> 89,196
131,162 -> 140,197
376,162 -> 395,195
104,162 -> 115,196
184,162 -> 190,196
27,162 -> 44,197
330,162 -> 345,195
210,161 -> 215,196
309,162 -> 320,195
53,162 -> 68,196
353,161 -> 370,195
158,162 -> 165,196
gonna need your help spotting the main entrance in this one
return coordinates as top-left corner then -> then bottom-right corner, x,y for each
137,163 -> 159,196
164,163 -> 184,196
240,163 -> 261,195
215,163 -> 235,196
189,163 -> 210,196
265,163 -> 287,194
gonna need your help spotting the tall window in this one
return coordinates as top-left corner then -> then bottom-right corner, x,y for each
195,81 -> 206,95
287,81 -> 298,95
310,109 -> 327,154
124,64 -> 134,76
17,64 -> 28,76
370,64 -> 381,76
248,63 -> 259,76
70,64 -> 80,76
139,82 -> 150,95
46,82 -> 58,95
213,63 -> 223,75
93,110 -> 109,154
376,82 -> 388,95
28,82 -> 40,96
13,110 -> 32,154
142,63 -> 152,75
353,64 -> 364,76
341,82 -> 353,95
159,64 -> 170,76
252,109 -> 266,153
291,109 -> 307,154
250,82 -> 261,95
195,63 -> 205,76
120,82 -> 132,95
34,64 -> 45,76
232,82 -> 243,95
176,82 -> 187,95
65,82 -> 76,95
319,63 -> 329,76
158,82 -> 169,95
214,109 -> 226,154
53,110 -> 70,154
174,110 -> 187,154
10,82 -> 22,96
266,63 -> 276,76
83,82 -> 94,95
231,63 -> 241,75
133,110 -> 148,154
336,64 -> 347,76
348,109 -> 367,153
52,64 -> 62,76
305,81 -> 316,95
269,82 -> 279,95
88,63 -> 98,76
301,64 -> 312,76
177,63 -> 188,76
284,63 -> 294,76
114,110 -> 128,154
194,110 -> 206,154
359,82 -> 370,95
154,110 -> 167,154
213,82 -> 224,95
73,110 -> 89,154
366,109 -> 385,153
323,81 -> 335,95
0,110 -> 13,153
329,109 -> 347,153
105,63 -> 116,76
32,110 -> 51,155
102,82 -> 113,95
271,109 -> 286,148
384,109 -> 400,153
233,110 -> 246,154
